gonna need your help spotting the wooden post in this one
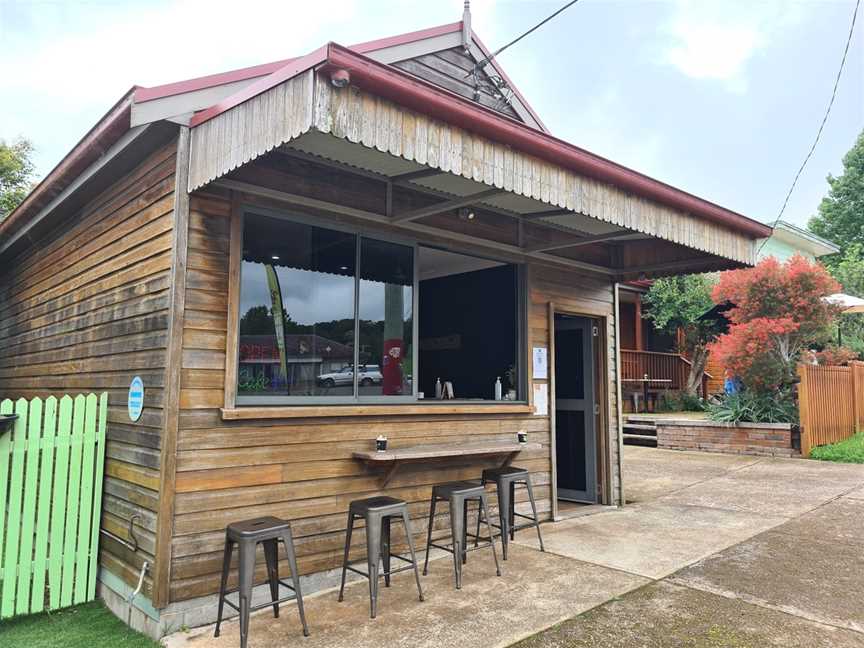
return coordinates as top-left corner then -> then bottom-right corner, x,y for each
634,294 -> 644,351
852,361 -> 860,433
154,126 -> 191,609
797,364 -> 811,458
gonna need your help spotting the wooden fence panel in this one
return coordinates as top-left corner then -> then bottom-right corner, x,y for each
798,364 -> 858,457
853,361 -> 864,432
0,393 -> 108,619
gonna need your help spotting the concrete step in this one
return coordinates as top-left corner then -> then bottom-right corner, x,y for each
623,433 -> 658,447
622,423 -> 657,431
624,416 -> 661,424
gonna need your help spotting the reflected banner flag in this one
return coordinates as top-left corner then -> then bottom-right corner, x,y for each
265,264 -> 289,391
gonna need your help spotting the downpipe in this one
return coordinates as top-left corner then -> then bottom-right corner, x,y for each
127,561 -> 150,628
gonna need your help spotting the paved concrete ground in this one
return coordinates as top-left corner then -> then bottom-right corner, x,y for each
165,447 -> 864,648
515,446 -> 864,647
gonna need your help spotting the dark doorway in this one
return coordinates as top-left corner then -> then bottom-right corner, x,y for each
554,314 -> 598,503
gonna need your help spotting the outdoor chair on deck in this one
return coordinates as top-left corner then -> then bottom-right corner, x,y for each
423,481 -> 501,589
475,466 -> 544,559
338,496 -> 424,618
215,516 -> 309,648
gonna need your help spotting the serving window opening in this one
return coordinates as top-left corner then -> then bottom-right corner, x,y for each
235,210 -> 523,406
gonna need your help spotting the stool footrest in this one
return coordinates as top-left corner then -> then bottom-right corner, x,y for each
344,561 -> 419,580
429,539 -> 496,555
220,582 -> 300,614
489,521 -> 540,534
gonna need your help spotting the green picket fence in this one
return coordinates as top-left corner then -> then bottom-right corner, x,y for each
0,393 -> 108,619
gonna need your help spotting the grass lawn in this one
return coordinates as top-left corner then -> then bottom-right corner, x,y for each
810,432 -> 864,464
0,600 -> 160,648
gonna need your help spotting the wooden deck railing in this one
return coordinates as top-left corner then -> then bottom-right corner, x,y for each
621,349 -> 705,393
798,361 -> 864,457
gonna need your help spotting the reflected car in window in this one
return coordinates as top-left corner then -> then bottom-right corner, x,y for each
317,365 -> 383,388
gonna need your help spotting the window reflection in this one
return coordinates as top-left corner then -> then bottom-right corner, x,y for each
358,238 -> 414,397
238,214 -> 356,398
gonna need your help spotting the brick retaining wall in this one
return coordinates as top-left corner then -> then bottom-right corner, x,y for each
656,419 -> 797,457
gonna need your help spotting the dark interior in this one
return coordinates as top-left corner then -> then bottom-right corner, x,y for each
418,264 -> 517,400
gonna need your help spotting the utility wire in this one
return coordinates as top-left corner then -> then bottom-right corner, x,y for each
470,0 -> 581,73
758,0 -> 860,254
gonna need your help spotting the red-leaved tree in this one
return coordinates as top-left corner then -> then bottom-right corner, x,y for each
708,255 -> 842,391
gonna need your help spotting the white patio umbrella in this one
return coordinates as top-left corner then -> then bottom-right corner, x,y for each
825,293 -> 864,345
825,293 -> 864,313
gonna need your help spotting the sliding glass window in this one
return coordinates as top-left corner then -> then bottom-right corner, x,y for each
237,212 -> 415,403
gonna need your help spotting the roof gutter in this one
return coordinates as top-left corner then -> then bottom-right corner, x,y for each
0,89 -> 135,242
317,45 -> 770,239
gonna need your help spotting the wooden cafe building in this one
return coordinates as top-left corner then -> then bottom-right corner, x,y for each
0,11 -> 771,638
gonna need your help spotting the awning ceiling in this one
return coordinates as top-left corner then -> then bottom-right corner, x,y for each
283,131 -> 634,240
187,50 -> 763,273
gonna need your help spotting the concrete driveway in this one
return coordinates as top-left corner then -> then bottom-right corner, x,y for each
514,446 -> 864,647
166,447 -> 864,648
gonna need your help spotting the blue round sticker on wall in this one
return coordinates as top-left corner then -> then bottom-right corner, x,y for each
128,376 -> 144,422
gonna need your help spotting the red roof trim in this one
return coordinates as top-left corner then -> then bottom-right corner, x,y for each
189,45 -> 329,127
192,43 -> 770,239
0,89 -> 136,241
134,58 -> 296,103
350,21 -> 462,54
136,22 -> 463,105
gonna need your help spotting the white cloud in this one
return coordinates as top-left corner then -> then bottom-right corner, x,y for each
0,0 -> 360,102
659,0 -> 803,92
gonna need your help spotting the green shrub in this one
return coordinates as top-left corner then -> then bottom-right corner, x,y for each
656,390 -> 706,412
707,387 -> 798,424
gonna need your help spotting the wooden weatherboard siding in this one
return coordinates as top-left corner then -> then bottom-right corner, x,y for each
165,188 -> 622,604
392,47 -> 521,121
0,139 -> 179,604
188,71 -> 755,265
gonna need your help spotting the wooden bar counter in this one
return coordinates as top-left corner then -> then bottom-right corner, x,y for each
353,441 -> 542,486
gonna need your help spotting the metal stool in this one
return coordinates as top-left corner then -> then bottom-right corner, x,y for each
337,496 -> 424,618
215,517 -> 309,648
476,466 -> 544,560
422,481 -> 501,589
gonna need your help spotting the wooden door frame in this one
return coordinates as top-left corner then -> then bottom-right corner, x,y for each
548,303 -> 612,519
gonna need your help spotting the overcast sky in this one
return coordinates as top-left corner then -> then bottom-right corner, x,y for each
2,0 -> 862,230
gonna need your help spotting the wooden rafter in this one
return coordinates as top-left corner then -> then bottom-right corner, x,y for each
525,231 -> 636,254
388,168 -> 444,184
214,178 -> 614,275
391,188 -> 506,223
521,209 -> 573,220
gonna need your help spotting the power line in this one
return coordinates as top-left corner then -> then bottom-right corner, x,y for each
758,0 -> 861,254
471,0 -> 581,72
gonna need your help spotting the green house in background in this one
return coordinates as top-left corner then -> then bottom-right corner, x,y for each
757,220 -> 839,262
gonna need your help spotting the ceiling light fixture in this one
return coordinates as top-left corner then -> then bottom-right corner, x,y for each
271,255 -> 280,260
458,207 -> 476,221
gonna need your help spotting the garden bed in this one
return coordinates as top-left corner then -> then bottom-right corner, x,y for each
655,419 -> 797,457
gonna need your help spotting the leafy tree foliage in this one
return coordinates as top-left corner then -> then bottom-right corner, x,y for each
709,255 -> 842,391
0,138 -> 35,222
642,274 -> 718,396
823,244 -> 864,354
809,129 -> 864,257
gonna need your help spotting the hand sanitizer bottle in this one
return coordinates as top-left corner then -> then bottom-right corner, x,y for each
494,376 -> 502,401
435,377 -> 443,399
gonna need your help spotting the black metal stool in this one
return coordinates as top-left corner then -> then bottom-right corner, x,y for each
215,517 -> 309,648
475,466 -> 545,559
423,481 -> 501,589
337,496 -> 424,618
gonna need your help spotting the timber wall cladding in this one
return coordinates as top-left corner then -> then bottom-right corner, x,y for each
170,190 -> 562,603
0,141 -> 178,599
188,70 -> 755,265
